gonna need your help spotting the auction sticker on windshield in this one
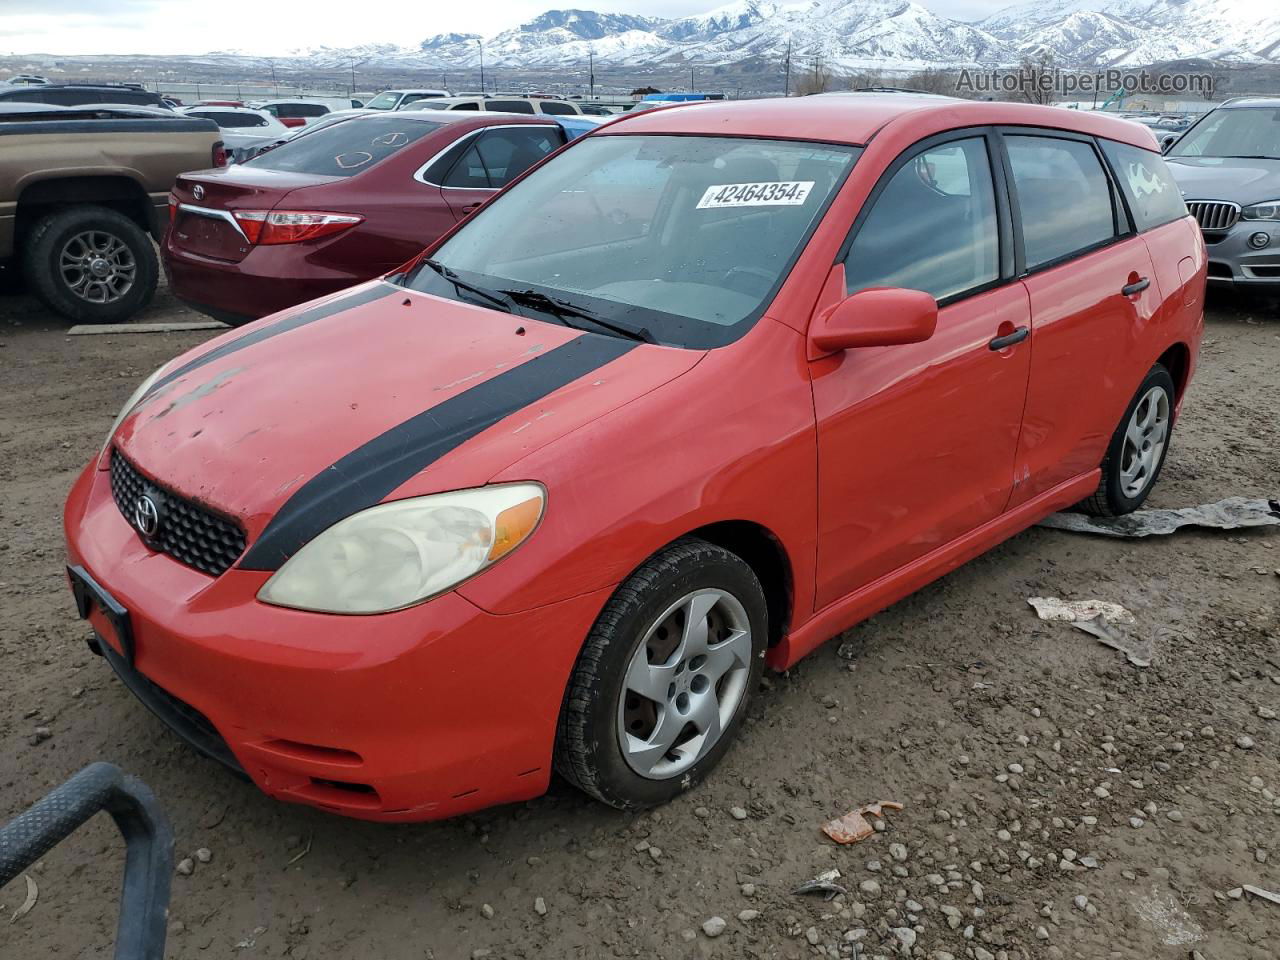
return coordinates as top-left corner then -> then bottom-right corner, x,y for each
696,181 -> 815,209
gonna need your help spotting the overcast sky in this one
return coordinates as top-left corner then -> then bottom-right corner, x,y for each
1,0 -> 1016,56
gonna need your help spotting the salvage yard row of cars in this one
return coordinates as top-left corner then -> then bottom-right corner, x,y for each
48,91 -> 1221,823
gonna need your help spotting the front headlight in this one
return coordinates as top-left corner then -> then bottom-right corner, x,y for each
257,483 -> 545,614
1242,199 -> 1280,221
103,365 -> 167,453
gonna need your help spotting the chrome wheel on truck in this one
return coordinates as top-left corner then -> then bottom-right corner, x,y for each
22,205 -> 158,324
59,230 -> 137,304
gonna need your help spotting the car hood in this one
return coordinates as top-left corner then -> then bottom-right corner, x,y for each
1165,156 -> 1280,204
112,281 -> 702,570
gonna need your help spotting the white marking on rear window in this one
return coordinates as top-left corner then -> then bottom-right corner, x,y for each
696,181 -> 815,209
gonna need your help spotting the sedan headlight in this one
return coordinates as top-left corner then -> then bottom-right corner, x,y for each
257,483 -> 545,614
103,365 -> 167,453
1242,200 -> 1280,221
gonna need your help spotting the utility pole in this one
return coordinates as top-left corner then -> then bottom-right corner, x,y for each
691,65 -> 696,91
477,39 -> 485,94
349,57 -> 356,95
589,48 -> 595,99
784,39 -> 792,97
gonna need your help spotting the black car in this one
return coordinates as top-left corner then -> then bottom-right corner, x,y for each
0,84 -> 167,108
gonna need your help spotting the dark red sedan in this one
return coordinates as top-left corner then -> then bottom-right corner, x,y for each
163,112 -> 571,324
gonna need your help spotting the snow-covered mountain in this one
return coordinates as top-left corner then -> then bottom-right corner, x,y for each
277,0 -> 1280,74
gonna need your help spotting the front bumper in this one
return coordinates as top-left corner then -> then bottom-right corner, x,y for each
64,460 -> 610,822
1201,222 -> 1280,287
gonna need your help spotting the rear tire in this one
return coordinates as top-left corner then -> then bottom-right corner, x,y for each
1078,363 -> 1176,517
22,206 -> 158,323
554,538 -> 767,810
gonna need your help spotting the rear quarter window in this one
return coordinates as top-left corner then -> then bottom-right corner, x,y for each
487,100 -> 536,114
1100,139 -> 1188,231
244,115 -> 442,177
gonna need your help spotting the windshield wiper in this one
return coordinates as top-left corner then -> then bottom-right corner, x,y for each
420,259 -> 515,314
497,288 -> 654,344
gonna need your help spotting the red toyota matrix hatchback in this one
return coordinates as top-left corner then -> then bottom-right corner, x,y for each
66,96 -> 1205,821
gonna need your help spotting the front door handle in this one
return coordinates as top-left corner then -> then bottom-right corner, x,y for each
988,326 -> 1029,351
461,203 -> 482,214
1121,277 -> 1151,296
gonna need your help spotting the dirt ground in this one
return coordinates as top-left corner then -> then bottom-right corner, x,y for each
0,280 -> 1277,960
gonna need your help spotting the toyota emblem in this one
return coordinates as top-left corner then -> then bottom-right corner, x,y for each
133,494 -> 160,537
192,184 -> 205,201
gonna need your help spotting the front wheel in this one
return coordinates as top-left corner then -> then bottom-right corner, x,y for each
1079,363 -> 1176,516
554,538 -> 767,809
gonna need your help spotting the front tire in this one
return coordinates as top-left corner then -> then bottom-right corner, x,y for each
554,538 -> 767,810
1078,363 -> 1175,516
22,206 -> 158,323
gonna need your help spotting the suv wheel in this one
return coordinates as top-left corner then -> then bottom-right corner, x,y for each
22,206 -> 158,323
554,538 -> 767,810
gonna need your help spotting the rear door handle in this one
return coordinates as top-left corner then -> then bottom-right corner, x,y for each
1121,277 -> 1151,296
988,326 -> 1029,351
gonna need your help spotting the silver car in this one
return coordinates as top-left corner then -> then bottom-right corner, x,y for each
1163,97 -> 1280,291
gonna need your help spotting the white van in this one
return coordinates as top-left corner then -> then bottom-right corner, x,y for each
401,96 -> 582,116
365,89 -> 450,111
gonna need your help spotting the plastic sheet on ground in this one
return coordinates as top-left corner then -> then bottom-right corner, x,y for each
1038,498 -> 1280,539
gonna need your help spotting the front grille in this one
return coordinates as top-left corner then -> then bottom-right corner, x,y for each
109,449 -> 246,577
1186,200 -> 1240,232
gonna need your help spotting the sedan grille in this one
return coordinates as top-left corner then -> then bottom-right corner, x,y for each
109,449 -> 246,577
1186,200 -> 1240,232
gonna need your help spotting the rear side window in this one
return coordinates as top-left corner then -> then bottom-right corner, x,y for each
442,143 -> 490,188
1006,136 -> 1116,270
449,102 -> 480,111
245,115 -> 442,177
487,99 -> 536,114
539,101 -> 576,116
477,127 -> 562,186
1100,140 -> 1187,231
845,137 -> 999,302
191,111 -> 268,128
439,127 -> 563,188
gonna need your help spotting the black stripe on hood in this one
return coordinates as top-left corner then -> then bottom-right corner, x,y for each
145,283 -> 398,401
238,333 -> 639,571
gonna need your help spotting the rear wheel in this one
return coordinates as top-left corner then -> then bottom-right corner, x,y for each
554,538 -> 767,809
22,206 -> 158,323
1079,364 -> 1175,516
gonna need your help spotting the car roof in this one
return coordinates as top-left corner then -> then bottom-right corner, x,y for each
1220,97 -> 1280,109
605,94 -> 1158,150
183,105 -> 270,114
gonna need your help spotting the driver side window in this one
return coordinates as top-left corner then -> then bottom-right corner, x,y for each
844,137 -> 999,302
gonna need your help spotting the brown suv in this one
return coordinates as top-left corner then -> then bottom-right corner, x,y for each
0,103 -> 223,322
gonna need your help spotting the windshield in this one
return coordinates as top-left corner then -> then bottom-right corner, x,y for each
1168,107 -> 1280,159
245,115 -> 441,177
412,135 -> 859,348
365,92 -> 401,110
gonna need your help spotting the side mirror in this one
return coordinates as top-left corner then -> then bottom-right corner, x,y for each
1160,133 -> 1178,153
810,287 -> 938,353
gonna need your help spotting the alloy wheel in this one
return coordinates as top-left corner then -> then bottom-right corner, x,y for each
617,588 -> 753,780
1119,385 -> 1170,499
59,231 -> 136,304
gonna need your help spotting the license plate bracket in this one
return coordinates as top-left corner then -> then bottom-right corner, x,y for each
68,564 -> 136,665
